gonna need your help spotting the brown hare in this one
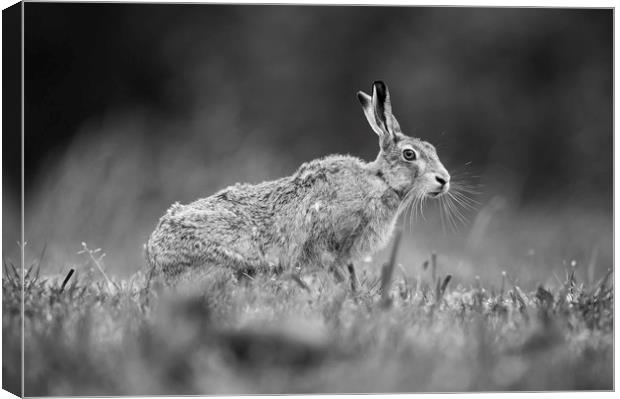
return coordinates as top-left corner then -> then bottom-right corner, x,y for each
146,81 -> 450,287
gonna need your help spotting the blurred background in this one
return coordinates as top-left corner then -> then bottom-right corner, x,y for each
5,4 -> 612,287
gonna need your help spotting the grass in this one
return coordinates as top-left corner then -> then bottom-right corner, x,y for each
2,238 -> 614,396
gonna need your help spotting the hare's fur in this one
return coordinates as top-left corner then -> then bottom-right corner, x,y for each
146,81 -> 450,281
146,155 -> 400,279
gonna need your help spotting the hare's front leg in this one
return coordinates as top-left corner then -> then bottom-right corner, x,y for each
324,262 -> 358,293
346,263 -> 359,293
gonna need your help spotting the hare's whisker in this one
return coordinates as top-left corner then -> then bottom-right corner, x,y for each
409,189 -> 425,230
450,190 -> 473,207
409,193 -> 419,223
396,189 -> 413,216
404,192 -> 416,233
397,188 -> 419,233
411,192 -> 421,226
421,193 -> 427,219
452,188 -> 479,201
444,195 -> 460,232
447,194 -> 469,226
451,191 -> 479,210
451,183 -> 482,195
439,196 -> 447,234
408,200 -> 415,232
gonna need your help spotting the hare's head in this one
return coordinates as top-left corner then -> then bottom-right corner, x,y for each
358,81 -> 450,199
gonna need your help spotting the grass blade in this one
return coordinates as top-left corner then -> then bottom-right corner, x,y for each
60,269 -> 75,293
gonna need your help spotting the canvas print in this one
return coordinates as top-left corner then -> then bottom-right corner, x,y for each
2,2 -> 614,396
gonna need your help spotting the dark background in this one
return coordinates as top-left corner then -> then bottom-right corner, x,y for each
6,4 -> 612,284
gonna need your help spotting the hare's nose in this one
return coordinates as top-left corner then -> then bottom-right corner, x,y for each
435,176 -> 448,187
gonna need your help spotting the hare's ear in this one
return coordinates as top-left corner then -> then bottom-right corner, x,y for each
372,81 -> 401,135
357,81 -> 400,149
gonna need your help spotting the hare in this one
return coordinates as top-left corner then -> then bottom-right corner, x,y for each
145,81 -> 450,287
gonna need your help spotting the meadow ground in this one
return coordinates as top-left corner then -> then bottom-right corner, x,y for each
2,233 -> 614,396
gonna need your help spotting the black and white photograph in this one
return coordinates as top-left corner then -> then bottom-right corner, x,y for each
1,1 -> 615,396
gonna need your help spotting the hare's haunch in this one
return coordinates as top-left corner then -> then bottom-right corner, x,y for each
146,81 -> 450,282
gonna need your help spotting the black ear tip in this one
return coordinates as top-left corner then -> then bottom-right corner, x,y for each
373,80 -> 387,91
372,80 -> 388,100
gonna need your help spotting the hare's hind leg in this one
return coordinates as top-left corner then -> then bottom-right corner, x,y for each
147,238 -> 270,283
183,241 -> 274,281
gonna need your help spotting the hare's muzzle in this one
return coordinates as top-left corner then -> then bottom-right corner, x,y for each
430,171 -> 450,196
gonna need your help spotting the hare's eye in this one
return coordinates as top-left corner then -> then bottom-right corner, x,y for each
402,148 -> 417,161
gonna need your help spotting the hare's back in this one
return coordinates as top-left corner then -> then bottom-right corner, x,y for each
148,198 -> 238,252
292,154 -> 383,207
282,155 -> 384,232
